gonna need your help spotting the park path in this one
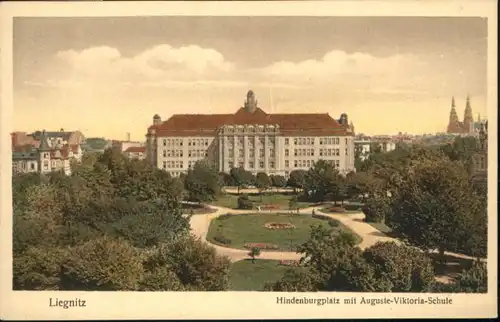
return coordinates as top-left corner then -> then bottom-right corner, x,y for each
185,203 -> 484,263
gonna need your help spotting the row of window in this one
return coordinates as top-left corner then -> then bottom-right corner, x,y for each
283,137 -> 347,146
319,148 -> 341,157
163,161 -> 184,169
163,139 -> 183,146
287,148 -> 315,157
223,126 -> 278,133
163,150 -> 183,158
228,148 -> 276,158
226,136 -> 276,147
188,139 -> 209,147
228,160 -> 276,169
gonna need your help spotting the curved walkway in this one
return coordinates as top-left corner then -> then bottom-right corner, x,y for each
185,202 -> 484,263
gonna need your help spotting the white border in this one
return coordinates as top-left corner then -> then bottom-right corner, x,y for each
0,1 -> 497,320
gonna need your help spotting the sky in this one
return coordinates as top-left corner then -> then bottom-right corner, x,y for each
13,16 -> 488,141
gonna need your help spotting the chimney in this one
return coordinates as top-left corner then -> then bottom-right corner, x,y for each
60,128 -> 64,132
126,132 -> 131,142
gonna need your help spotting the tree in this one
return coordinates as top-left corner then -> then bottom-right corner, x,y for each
248,247 -> 261,263
13,246 -> 69,290
264,269 -> 315,292
389,157 -> 486,262
60,236 -> 144,291
287,170 -> 307,194
184,160 -> 221,202
145,236 -> 231,291
288,195 -> 298,211
270,175 -> 287,191
230,167 -> 254,194
362,190 -> 392,223
453,261 -> 487,293
237,194 -> 253,210
255,172 -> 271,201
304,160 -> 344,202
362,242 -> 435,292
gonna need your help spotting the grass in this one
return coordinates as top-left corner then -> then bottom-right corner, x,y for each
212,192 -> 314,210
229,259 -> 302,291
207,213 -> 356,251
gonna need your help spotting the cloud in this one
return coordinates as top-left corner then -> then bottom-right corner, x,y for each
55,44 -> 235,85
31,45 -> 427,95
261,50 -> 422,88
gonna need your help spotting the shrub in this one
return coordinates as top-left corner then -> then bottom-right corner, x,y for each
213,234 -> 232,245
328,220 -> 339,227
312,214 -> 330,221
237,194 -> 253,210
345,204 -> 363,211
244,243 -> 279,250
279,260 -> 301,267
328,207 -> 346,213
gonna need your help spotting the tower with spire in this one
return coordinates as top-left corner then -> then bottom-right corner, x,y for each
463,95 -> 474,132
446,95 -> 475,134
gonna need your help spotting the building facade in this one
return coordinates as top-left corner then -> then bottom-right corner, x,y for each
12,130 -> 82,175
146,90 -> 356,178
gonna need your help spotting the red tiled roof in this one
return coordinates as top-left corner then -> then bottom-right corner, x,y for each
151,107 -> 351,137
124,146 -> 146,153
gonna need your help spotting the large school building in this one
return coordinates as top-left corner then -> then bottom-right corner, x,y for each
145,90 -> 356,178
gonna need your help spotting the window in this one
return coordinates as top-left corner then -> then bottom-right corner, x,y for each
345,138 -> 348,144
336,149 -> 340,156
205,139 -> 209,146
270,149 -> 275,157
259,149 -> 264,157
285,149 -> 289,157
239,149 -> 244,157
205,152 -> 208,157
229,161 -> 234,169
249,161 -> 254,169
163,150 -> 166,157
319,149 -> 323,156
30,163 -> 35,170
163,161 -> 167,169
188,139 -> 192,146
285,138 -> 289,145
311,149 -> 315,156
294,149 -> 298,156
294,138 -> 297,145
319,138 -> 323,145
249,149 -> 255,158
238,162 -> 244,168
311,138 -> 315,145
180,140 -> 183,146
269,161 -> 275,168
259,161 -> 264,168
336,138 -> 340,145
335,160 -> 340,168
285,160 -> 289,168
163,139 -> 167,146
345,148 -> 348,156
259,137 -> 265,145
294,160 -> 298,168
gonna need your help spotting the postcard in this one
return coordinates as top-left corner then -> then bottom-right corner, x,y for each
0,1 -> 497,320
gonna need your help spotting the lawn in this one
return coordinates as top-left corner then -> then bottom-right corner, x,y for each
229,259 -> 302,291
207,213 -> 356,251
211,192 -> 314,210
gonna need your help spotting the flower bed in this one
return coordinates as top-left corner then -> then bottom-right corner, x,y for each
264,222 -> 296,230
244,243 -> 279,250
279,260 -> 301,267
261,204 -> 281,210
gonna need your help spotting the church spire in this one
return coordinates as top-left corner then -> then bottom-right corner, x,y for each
447,96 -> 460,133
38,130 -> 51,151
463,94 -> 473,132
